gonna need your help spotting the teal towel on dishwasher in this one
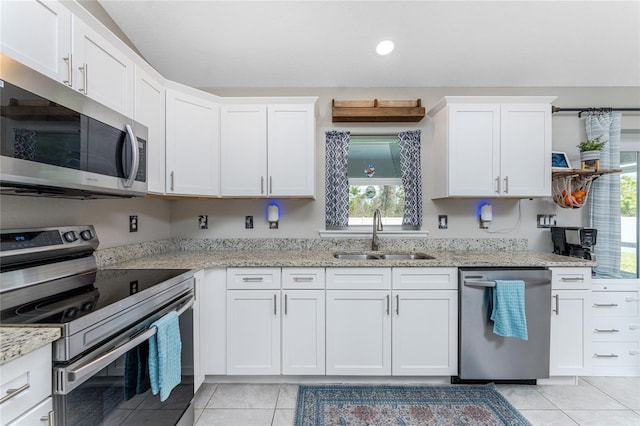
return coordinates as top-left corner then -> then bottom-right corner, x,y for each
148,310 -> 182,401
490,280 -> 528,341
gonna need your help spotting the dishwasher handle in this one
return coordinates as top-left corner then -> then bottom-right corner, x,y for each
463,279 -> 550,288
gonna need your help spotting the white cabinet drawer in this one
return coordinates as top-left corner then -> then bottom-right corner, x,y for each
326,268 -> 391,290
392,268 -> 457,290
592,341 -> 640,367
282,268 -> 325,289
550,267 -> 591,290
592,317 -> 640,341
0,345 -> 51,425
592,291 -> 639,317
6,397 -> 52,426
227,268 -> 281,289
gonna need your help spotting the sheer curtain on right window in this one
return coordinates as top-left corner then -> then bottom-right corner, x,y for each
588,112 -> 639,279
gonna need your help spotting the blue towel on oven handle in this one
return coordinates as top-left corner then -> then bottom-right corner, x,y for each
490,280 -> 528,341
148,310 -> 182,401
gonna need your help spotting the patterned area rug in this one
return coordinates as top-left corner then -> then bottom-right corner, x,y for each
294,384 -> 531,426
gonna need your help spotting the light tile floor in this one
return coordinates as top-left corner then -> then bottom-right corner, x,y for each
194,377 -> 640,425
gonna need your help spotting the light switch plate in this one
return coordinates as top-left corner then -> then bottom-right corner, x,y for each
129,215 -> 138,232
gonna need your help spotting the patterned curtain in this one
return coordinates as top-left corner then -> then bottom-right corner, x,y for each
325,131 -> 350,229
587,112 -> 622,277
398,130 -> 422,230
13,129 -> 37,161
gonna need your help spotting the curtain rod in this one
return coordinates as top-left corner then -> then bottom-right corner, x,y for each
552,106 -> 640,117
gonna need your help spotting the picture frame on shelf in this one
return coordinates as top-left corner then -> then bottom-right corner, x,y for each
552,151 -> 572,169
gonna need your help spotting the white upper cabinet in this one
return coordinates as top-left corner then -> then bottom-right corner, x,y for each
1,0 -> 72,84
220,99 -> 317,198
165,86 -> 220,196
71,15 -> 134,117
267,104 -> 316,197
220,104 -> 268,196
427,96 -> 556,198
1,1 -> 135,118
135,67 -> 165,194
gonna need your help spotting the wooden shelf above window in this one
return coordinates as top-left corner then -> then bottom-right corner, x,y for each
332,99 -> 426,122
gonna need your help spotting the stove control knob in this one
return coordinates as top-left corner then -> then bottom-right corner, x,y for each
63,231 -> 78,242
80,230 -> 94,241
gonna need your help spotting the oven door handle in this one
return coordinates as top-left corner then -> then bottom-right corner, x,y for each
66,296 -> 193,384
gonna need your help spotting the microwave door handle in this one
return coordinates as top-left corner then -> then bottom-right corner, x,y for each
123,124 -> 140,188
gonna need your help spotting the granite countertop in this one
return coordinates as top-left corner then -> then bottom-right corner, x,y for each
0,327 -> 61,366
108,249 -> 596,270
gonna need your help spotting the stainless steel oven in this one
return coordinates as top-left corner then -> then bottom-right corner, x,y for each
0,225 -> 195,426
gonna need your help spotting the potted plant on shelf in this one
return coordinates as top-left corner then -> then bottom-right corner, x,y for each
577,136 -> 607,169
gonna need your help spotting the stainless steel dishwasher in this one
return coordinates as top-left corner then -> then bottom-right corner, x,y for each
455,268 -> 552,384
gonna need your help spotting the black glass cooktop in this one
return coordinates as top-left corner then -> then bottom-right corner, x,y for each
0,269 -> 190,325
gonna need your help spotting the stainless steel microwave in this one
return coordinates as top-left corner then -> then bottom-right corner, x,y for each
0,55 -> 147,198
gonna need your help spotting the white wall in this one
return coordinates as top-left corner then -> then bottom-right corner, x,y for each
2,86 -> 637,251
0,196 -> 171,248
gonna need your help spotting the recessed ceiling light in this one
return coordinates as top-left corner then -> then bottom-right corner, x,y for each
376,40 -> 394,55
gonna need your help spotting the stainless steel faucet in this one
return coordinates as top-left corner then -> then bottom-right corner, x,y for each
371,209 -> 383,251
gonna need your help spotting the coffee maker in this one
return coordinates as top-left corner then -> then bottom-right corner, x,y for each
551,226 -> 597,260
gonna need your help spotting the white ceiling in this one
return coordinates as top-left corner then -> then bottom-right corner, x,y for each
97,0 -> 640,88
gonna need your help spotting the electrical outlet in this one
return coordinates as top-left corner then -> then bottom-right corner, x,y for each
537,214 -> 557,228
129,215 -> 138,232
245,216 -> 253,229
438,215 -> 448,229
198,215 -> 208,229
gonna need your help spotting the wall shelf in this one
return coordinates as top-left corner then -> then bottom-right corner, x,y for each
551,168 -> 622,209
332,99 -> 425,122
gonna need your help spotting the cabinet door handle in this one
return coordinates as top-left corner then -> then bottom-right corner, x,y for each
629,324 -> 640,330
630,350 -> 640,356
284,294 -> 288,315
395,294 -> 399,316
626,297 -> 640,302
386,294 -> 390,316
593,353 -> 619,358
261,176 -> 264,194
63,53 -> 73,87
242,277 -> 264,282
594,328 -> 619,333
561,277 -> 584,282
269,176 -> 273,194
78,63 -> 88,94
40,411 -> 53,424
495,176 -> 501,194
293,277 -> 314,283
553,294 -> 559,315
0,383 -> 30,404
503,176 -> 509,194
170,171 -> 175,191
274,294 -> 277,315
593,303 -> 619,308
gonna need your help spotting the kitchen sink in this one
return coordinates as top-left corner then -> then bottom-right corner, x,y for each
332,252 -> 435,260
333,253 -> 380,260
378,253 -> 435,260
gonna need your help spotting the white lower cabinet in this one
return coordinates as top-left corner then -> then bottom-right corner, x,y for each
392,290 -> 458,376
226,289 -> 281,375
326,289 -> 392,375
192,270 -> 205,392
281,289 -> 325,375
549,267 -> 592,376
325,267 -> 457,376
392,268 -> 458,376
591,285 -> 640,376
0,345 -> 52,425
225,267 -> 325,375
